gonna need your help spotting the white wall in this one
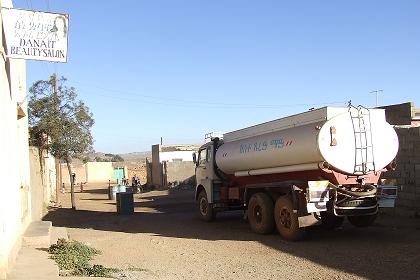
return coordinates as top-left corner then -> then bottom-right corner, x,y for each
86,162 -> 114,183
0,0 -> 31,277
29,148 -> 57,221
160,151 -> 195,162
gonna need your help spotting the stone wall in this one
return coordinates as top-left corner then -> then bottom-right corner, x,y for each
381,126 -> 420,215
380,102 -> 416,125
124,162 -> 147,185
166,161 -> 196,184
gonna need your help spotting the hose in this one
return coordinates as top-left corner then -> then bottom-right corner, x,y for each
327,182 -> 377,197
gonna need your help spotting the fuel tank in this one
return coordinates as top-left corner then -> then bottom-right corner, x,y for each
215,106 -> 399,176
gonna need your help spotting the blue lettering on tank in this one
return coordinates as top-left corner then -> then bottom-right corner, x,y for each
240,143 -> 252,154
262,141 -> 268,150
271,138 -> 284,149
240,141 -> 268,153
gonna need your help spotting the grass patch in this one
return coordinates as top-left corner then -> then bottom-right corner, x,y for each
48,239 -> 118,277
126,264 -> 147,272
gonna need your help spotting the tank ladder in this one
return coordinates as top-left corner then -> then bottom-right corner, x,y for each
349,105 -> 376,174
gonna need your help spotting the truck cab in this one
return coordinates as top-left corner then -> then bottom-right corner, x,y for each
195,142 -> 216,201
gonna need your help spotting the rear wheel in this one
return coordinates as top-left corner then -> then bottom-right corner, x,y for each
348,214 -> 377,227
248,193 -> 275,234
274,196 -> 305,241
197,190 -> 215,222
320,211 -> 344,229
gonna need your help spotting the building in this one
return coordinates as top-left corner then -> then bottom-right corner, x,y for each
155,144 -> 200,162
0,2 -> 63,277
380,102 -> 420,126
60,161 -> 149,186
0,1 -> 32,277
150,144 -> 201,187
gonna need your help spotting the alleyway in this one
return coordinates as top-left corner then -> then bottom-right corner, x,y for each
44,183 -> 420,280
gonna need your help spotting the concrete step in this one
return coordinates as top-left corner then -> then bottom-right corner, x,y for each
22,221 -> 52,248
10,224 -> 112,280
7,247 -> 58,280
50,226 -> 69,245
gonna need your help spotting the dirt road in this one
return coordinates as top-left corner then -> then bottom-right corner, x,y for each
44,184 -> 420,280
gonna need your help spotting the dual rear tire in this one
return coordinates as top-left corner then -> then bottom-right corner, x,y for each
248,193 -> 275,234
274,196 -> 305,241
248,193 -> 304,241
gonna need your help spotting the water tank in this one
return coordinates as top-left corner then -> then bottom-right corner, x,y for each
215,106 -> 398,176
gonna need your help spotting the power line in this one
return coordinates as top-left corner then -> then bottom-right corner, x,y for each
80,90 -> 347,109
73,81 -> 347,109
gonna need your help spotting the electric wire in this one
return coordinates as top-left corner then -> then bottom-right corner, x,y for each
74,81 -> 347,109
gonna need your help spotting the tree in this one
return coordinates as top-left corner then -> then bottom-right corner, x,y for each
28,75 -> 94,210
111,154 -> 124,162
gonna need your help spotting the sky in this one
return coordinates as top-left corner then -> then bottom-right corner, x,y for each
13,0 -> 420,153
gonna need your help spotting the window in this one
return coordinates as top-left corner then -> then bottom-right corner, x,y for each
206,147 -> 212,162
199,149 -> 207,165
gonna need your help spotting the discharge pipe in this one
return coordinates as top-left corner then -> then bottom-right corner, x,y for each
327,181 -> 377,197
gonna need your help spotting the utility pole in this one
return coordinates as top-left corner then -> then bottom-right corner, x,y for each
52,73 -> 58,105
51,73 -> 61,205
370,89 -> 383,107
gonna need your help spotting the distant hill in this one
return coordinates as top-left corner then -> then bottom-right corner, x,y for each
82,151 -> 151,163
119,151 -> 152,162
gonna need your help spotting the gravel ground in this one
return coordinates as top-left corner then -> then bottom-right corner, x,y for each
44,183 -> 420,280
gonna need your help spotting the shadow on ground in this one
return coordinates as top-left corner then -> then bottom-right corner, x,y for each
44,187 -> 420,280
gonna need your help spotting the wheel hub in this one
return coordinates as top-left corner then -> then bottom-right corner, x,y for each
200,198 -> 208,215
280,208 -> 292,229
253,205 -> 263,224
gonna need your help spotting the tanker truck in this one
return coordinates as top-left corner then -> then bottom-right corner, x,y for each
193,105 -> 399,240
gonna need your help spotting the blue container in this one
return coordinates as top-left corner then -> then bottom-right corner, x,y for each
116,192 -> 134,215
117,185 -> 126,193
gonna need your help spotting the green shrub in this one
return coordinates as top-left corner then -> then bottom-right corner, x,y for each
48,239 -> 117,277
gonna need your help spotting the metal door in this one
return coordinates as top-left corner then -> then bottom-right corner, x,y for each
114,168 -> 125,182
196,145 -> 214,202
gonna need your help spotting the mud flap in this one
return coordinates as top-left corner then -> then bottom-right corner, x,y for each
298,214 -> 320,228
307,181 -> 330,214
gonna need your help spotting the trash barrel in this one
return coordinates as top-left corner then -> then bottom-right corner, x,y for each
116,192 -> 134,215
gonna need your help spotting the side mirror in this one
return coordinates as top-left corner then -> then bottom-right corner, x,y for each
192,152 -> 197,164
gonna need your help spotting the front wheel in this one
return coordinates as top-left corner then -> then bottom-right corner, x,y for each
274,196 -> 305,241
197,190 -> 215,222
348,214 -> 377,227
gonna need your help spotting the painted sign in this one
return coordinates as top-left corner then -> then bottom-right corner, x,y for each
239,138 -> 294,154
1,8 -> 69,62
